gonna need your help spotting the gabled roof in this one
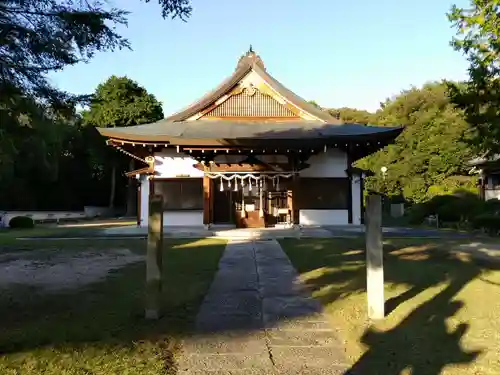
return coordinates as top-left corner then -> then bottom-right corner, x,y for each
166,47 -> 340,123
97,47 -> 404,157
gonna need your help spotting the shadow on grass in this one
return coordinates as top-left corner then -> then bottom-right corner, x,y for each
0,238 -> 226,374
280,237 -> 500,375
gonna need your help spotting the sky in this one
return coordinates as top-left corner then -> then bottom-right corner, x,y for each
48,0 -> 470,115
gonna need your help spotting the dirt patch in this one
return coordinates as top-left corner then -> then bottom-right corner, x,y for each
0,248 -> 144,292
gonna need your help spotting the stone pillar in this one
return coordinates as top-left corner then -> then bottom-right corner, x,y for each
365,194 -> 384,320
351,174 -> 362,225
145,194 -> 164,320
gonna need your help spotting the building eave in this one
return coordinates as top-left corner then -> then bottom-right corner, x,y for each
98,121 -> 403,143
467,154 -> 500,167
98,121 -> 403,161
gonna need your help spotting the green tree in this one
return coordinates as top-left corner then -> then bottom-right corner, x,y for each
448,0 -> 500,154
357,82 -> 475,203
308,100 -> 323,109
328,107 -> 376,124
83,76 -> 164,211
0,0 -> 190,211
0,0 -> 190,111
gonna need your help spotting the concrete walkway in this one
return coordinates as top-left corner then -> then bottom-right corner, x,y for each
99,224 -> 476,240
176,239 -> 348,375
100,225 -> 334,239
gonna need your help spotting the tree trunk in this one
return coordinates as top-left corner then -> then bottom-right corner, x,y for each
109,163 -> 116,209
126,159 -> 136,216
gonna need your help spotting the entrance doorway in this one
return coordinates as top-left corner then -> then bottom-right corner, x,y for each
212,181 -> 235,224
210,174 -> 293,228
267,191 -> 290,226
234,181 -> 265,228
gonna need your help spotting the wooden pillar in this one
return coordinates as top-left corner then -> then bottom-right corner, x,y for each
347,149 -> 353,224
259,180 -> 264,218
145,194 -> 164,320
137,178 -> 141,226
291,173 -> 300,226
210,178 -> 214,223
203,174 -> 212,226
479,173 -> 486,200
365,194 -> 384,320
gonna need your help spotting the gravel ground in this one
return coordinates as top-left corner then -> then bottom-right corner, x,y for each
0,248 -> 144,292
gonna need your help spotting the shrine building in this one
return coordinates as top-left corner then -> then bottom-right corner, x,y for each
97,48 -> 403,228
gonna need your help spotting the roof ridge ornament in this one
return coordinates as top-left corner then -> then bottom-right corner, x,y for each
236,45 -> 265,71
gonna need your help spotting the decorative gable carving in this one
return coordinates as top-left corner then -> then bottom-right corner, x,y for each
201,85 -> 298,119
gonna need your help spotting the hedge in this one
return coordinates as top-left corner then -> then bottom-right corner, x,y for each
8,216 -> 35,229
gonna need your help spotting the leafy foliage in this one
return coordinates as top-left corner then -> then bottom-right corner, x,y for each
448,0 -> 500,154
82,76 -> 164,209
353,82 -> 475,203
329,107 -> 375,124
83,76 -> 164,128
8,216 -> 35,229
0,1 -> 185,211
407,191 -> 484,224
0,0 -> 191,110
472,213 -> 500,234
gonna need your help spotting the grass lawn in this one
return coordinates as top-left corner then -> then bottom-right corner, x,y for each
0,218 -> 139,246
0,225 -> 115,246
280,237 -> 500,375
0,237 -> 226,375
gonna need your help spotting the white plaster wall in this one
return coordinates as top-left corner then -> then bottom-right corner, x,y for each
139,153 -> 204,227
139,175 -> 149,227
154,149 -> 203,178
352,177 -> 362,225
163,211 -> 204,226
139,176 -> 203,227
299,210 -> 349,226
298,149 -> 353,225
0,211 -> 87,227
485,189 -> 500,201
299,149 -> 348,178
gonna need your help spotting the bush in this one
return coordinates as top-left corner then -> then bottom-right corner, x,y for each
440,193 -> 485,221
472,214 -> 500,235
9,216 -> 35,229
407,192 -> 485,225
484,199 -> 500,215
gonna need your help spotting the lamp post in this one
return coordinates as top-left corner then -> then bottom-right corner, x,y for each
380,166 -> 387,180
380,166 -> 388,212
